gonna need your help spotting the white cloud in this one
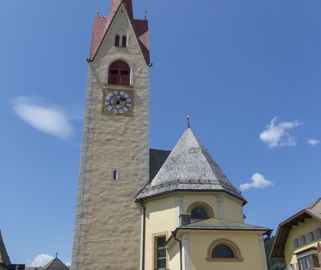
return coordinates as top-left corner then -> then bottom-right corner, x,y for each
259,117 -> 303,148
30,254 -> 53,267
240,173 -> 273,192
12,97 -> 73,139
307,138 -> 320,146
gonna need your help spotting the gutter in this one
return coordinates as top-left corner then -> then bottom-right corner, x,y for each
140,201 -> 146,270
172,231 -> 183,270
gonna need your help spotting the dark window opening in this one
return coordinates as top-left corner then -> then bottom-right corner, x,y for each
115,35 -> 120,47
122,35 -> 127,47
191,207 -> 208,219
108,60 -> 130,85
212,245 -> 235,259
113,170 -> 118,180
156,236 -> 166,270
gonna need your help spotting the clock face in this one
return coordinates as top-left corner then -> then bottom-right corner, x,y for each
104,90 -> 132,114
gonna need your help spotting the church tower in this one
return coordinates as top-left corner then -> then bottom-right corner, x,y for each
71,0 -> 150,269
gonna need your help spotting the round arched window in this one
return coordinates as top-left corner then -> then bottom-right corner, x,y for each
191,207 -> 208,219
108,60 -> 130,85
207,239 -> 242,262
187,202 -> 214,220
212,245 -> 235,259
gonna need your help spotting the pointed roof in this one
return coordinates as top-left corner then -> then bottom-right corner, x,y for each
42,257 -> 69,270
88,0 -> 150,64
110,0 -> 133,19
0,231 -> 11,266
136,128 -> 245,203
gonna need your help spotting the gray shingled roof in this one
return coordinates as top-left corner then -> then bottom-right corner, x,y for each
0,231 -> 11,266
42,258 -> 69,270
137,128 -> 245,202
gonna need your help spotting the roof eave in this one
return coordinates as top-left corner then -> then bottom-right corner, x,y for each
136,188 -> 247,205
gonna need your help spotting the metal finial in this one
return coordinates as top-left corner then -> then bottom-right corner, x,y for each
55,252 -> 58,258
186,112 -> 191,128
144,10 -> 148,20
96,8 -> 100,16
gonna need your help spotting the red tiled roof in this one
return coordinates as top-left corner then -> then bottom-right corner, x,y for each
88,1 -> 150,64
110,0 -> 133,19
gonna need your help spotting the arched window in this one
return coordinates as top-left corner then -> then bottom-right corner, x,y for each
108,60 -> 130,85
212,245 -> 235,258
187,202 -> 214,220
207,239 -> 242,262
115,35 -> 120,47
122,35 -> 127,47
191,207 -> 208,219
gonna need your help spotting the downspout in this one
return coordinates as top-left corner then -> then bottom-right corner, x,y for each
140,201 -> 146,270
173,231 -> 183,270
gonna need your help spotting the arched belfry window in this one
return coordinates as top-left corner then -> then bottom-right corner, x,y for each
207,239 -> 243,262
108,60 -> 130,85
115,35 -> 120,47
122,35 -> 127,47
187,202 -> 214,220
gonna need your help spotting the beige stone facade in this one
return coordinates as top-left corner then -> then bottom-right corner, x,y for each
71,4 -> 150,270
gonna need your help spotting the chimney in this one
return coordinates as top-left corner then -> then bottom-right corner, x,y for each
179,214 -> 191,226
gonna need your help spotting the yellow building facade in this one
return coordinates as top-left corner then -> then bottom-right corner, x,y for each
71,0 -> 271,269
271,198 -> 321,270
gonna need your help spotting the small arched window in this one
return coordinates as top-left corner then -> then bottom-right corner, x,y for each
108,60 -> 130,85
207,239 -> 242,262
187,202 -> 214,220
212,245 -> 235,259
122,35 -> 127,47
115,35 -> 120,47
191,207 -> 208,219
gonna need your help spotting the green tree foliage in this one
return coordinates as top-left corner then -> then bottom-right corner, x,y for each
265,236 -> 286,270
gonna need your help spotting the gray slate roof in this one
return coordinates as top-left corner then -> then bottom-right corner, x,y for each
137,128 -> 245,202
26,258 -> 69,270
42,258 -> 69,270
0,231 -> 11,266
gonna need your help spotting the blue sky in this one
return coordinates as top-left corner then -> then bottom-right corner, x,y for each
1,0 -> 321,266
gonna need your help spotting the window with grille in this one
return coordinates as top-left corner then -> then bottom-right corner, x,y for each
211,245 -> 235,259
108,60 -> 130,85
155,236 -> 166,270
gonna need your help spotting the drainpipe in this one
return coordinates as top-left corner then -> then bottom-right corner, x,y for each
140,201 -> 146,270
173,231 -> 183,270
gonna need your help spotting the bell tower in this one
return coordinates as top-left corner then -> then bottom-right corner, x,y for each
71,0 -> 150,269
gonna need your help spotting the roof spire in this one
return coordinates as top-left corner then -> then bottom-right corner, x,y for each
55,252 -> 58,258
186,112 -> 191,128
110,0 -> 133,18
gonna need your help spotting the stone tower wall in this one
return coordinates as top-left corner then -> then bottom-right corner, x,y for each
71,6 -> 150,270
